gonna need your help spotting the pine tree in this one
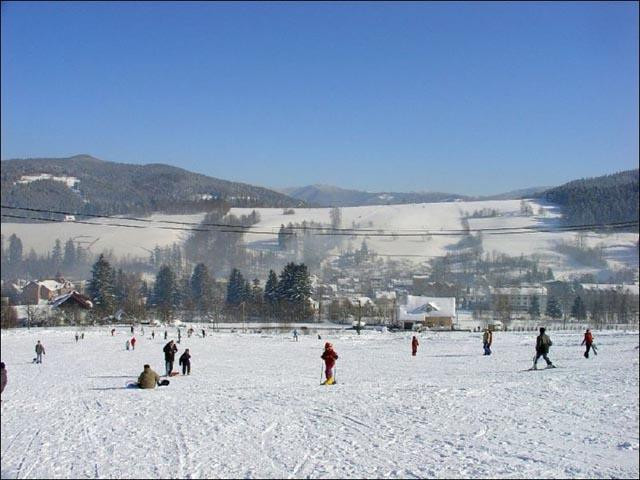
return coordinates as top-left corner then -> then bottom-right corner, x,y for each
88,254 -> 116,316
571,295 -> 587,320
152,265 -> 179,321
528,295 -> 541,318
51,239 -> 63,271
190,263 -> 213,316
545,295 -> 563,319
226,268 -> 246,306
8,234 -> 22,268
63,239 -> 76,270
264,270 -> 279,305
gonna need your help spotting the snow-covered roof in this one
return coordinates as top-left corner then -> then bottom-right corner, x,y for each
581,284 -> 639,295
40,280 -> 65,291
398,295 -> 456,320
50,291 -> 93,309
375,291 -> 396,301
491,286 -> 547,296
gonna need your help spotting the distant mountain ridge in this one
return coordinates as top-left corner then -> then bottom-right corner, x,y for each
278,184 -> 470,207
1,155 -> 302,220
277,184 -> 554,207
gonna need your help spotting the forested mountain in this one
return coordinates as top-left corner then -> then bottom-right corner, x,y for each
279,184 -> 468,206
1,155 -> 302,221
543,169 -> 639,227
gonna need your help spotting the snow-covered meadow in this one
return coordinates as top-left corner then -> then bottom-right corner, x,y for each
2,199 -> 638,278
1,327 -> 638,479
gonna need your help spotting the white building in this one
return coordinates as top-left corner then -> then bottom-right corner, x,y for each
490,286 -> 547,312
397,295 -> 456,330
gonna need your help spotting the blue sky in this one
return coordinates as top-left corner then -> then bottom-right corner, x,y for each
1,2 -> 638,195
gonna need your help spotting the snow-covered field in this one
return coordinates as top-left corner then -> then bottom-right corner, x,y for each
1,199 -> 638,277
1,327 -> 638,479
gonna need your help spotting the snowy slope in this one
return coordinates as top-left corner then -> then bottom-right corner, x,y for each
1,199 -> 637,277
1,327 -> 638,479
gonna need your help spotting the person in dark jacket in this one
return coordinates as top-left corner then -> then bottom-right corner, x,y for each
581,329 -> 596,358
179,349 -> 191,375
163,340 -> 178,376
35,341 -> 45,364
533,327 -> 554,369
1,362 -> 7,399
483,328 -> 493,356
411,336 -> 419,356
321,342 -> 339,385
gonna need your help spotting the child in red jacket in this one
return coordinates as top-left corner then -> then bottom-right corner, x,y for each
581,329 -> 596,358
411,336 -> 419,356
321,342 -> 339,385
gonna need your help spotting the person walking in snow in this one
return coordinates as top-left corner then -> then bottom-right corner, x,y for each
81,332 -> 84,340
179,349 -> 191,375
131,325 -> 134,334
137,364 -> 161,389
581,329 -> 597,358
293,329 -> 298,342
35,340 -> 45,364
1,362 -> 7,400
321,342 -> 339,385
126,339 -> 130,351
411,335 -> 419,356
152,330 -> 155,339
483,328 -> 493,356
533,327 -> 554,369
75,333 -> 79,343
111,328 -> 115,336
164,330 -> 168,340
163,340 -> 178,376
201,329 -> 206,338
131,337 -> 137,350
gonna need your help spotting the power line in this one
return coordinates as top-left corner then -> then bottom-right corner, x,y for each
2,203 -> 638,235
2,210 -> 638,238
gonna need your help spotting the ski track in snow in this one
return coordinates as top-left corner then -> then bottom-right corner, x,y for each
1,327 -> 638,479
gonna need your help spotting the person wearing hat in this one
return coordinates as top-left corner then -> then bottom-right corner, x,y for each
411,336 -> 419,356
321,342 -> 339,385
581,329 -> 596,358
179,348 -> 191,375
533,327 -> 554,370
137,364 -> 161,389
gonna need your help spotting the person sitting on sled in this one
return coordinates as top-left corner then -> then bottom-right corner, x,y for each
321,342 -> 339,385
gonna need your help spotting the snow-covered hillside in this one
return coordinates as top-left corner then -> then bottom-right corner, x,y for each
230,199 -> 638,278
1,199 -> 637,278
1,327 -> 638,478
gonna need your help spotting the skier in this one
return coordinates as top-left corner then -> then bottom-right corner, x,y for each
293,329 -> 298,342
483,328 -> 493,355
321,342 -> 339,385
126,339 -> 130,351
1,362 -> 7,400
35,340 -> 45,364
163,340 -> 178,376
581,329 -> 596,358
75,333 -> 79,343
411,335 -> 419,356
131,337 -> 137,350
137,364 -> 161,389
533,327 -> 555,370
179,348 -> 191,375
